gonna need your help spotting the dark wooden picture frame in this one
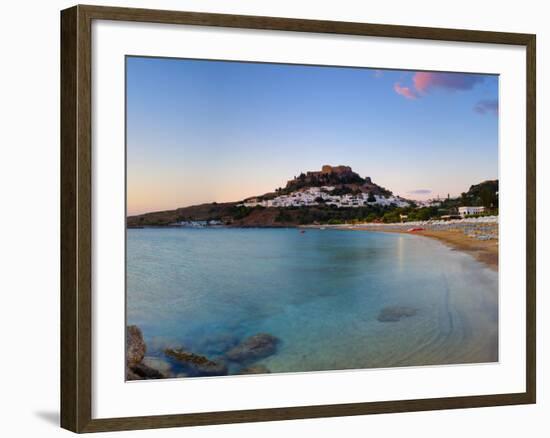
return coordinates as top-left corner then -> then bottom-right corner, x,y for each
61,4 -> 536,433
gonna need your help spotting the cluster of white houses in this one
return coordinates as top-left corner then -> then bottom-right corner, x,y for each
177,219 -> 223,227
238,186 -> 487,218
239,186 -> 411,209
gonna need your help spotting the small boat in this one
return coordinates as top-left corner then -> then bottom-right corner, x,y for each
407,227 -> 425,232
300,230 -> 306,234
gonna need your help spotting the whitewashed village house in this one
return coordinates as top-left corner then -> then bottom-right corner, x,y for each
458,206 -> 485,217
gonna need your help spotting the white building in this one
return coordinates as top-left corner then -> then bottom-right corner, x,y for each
458,206 -> 485,217
239,186 -> 411,209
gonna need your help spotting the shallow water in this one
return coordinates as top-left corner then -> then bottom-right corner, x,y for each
127,228 -> 498,376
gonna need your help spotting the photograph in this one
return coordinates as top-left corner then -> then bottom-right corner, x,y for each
124,56 -> 500,380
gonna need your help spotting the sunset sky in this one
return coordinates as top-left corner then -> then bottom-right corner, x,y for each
126,56 -> 498,216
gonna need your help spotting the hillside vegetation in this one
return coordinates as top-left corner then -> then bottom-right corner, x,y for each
127,166 -> 498,227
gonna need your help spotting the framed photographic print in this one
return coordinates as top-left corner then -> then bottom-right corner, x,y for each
60,4 -> 536,433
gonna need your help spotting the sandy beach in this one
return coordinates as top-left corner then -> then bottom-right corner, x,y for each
307,217 -> 499,271
413,229 -> 498,270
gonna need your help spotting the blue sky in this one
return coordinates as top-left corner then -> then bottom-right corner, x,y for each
126,56 -> 498,215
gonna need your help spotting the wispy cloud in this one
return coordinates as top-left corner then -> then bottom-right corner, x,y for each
393,83 -> 418,100
474,99 -> 498,115
394,72 -> 485,99
407,189 -> 432,195
413,72 -> 484,93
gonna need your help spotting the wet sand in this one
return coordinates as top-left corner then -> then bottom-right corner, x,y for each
414,229 -> 498,271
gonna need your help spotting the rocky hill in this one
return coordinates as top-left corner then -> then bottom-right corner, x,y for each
127,165 -> 409,227
461,180 -> 498,208
127,202 -> 238,227
280,165 -> 392,197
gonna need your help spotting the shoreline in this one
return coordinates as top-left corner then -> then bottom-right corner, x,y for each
306,218 -> 499,271
360,228 -> 498,271
411,229 -> 497,271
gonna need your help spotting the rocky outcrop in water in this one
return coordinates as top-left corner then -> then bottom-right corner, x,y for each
164,347 -> 228,376
126,325 -> 165,380
126,325 -> 146,365
377,306 -> 417,322
126,367 -> 142,380
226,333 -> 280,362
126,327 -> 282,378
130,362 -> 164,379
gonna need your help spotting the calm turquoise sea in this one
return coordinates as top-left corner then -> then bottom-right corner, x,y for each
127,228 -> 498,375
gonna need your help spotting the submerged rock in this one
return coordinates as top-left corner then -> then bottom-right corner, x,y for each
130,362 -> 165,379
164,347 -> 228,376
226,333 -> 280,362
126,367 -> 142,381
196,333 -> 241,355
377,306 -> 417,322
238,364 -> 271,375
143,356 -> 172,377
126,325 -> 146,365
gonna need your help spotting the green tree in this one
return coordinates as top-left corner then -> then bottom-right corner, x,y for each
274,209 -> 292,223
480,186 -> 497,208
366,212 -> 379,222
382,211 -> 400,223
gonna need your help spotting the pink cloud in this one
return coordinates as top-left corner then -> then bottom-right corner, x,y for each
393,83 -> 418,99
413,72 -> 484,93
394,72 -> 486,99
